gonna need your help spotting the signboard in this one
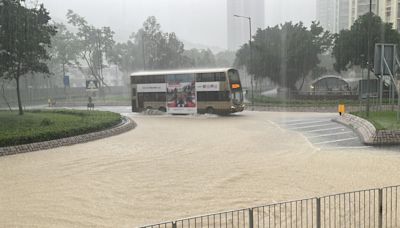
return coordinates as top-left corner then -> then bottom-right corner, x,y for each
358,79 -> 379,99
196,82 -> 220,91
374,43 -> 397,76
137,83 -> 166,93
86,80 -> 99,92
63,75 -> 70,88
166,74 -> 197,114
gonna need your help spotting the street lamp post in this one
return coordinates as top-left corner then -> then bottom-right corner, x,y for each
142,33 -> 146,71
366,0 -> 372,117
234,14 -> 254,110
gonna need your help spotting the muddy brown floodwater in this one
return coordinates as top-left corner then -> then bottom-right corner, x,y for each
1,111 -> 400,227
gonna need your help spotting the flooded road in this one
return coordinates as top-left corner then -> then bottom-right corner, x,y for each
1,111 -> 400,227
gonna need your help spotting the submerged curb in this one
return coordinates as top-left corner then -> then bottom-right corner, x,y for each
333,113 -> 400,145
0,116 -> 136,157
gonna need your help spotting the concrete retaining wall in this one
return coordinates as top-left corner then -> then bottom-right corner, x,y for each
333,113 -> 400,145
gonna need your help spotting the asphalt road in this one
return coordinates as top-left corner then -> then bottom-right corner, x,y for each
2,108 -> 400,227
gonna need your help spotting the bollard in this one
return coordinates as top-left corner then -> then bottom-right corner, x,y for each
338,104 -> 345,116
248,209 -> 254,228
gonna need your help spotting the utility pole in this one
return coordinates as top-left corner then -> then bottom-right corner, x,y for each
366,0 -> 372,117
142,33 -> 146,71
234,15 -> 254,110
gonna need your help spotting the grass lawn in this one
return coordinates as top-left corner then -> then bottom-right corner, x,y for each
0,109 -> 122,147
59,95 -> 130,103
352,111 -> 400,130
252,96 -> 360,107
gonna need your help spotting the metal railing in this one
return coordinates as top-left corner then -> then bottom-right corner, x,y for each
139,185 -> 400,228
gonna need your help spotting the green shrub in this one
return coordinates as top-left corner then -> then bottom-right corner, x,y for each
40,118 -> 54,126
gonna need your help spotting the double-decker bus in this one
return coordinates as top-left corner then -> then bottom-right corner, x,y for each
130,68 -> 244,114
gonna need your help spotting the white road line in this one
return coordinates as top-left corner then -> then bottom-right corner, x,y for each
280,119 -> 311,124
303,127 -> 346,133
308,131 -> 354,139
314,137 -> 359,145
323,146 -> 372,150
285,120 -> 328,126
288,123 -> 337,130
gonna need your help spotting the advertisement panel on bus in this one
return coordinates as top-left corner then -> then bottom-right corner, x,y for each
166,74 -> 197,114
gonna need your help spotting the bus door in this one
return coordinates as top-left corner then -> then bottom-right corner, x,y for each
138,93 -> 144,109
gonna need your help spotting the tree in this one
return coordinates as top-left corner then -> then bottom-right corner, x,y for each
183,48 -> 216,67
66,10 -> 115,90
0,0 -> 56,115
110,16 -> 191,73
48,22 -> 79,87
108,40 -> 143,84
235,22 -> 332,91
215,51 -> 236,67
133,16 -> 189,70
333,13 -> 400,72
311,66 -> 328,80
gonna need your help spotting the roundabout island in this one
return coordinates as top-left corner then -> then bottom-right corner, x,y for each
0,109 -> 135,156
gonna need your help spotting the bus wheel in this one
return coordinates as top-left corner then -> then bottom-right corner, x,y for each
158,107 -> 166,112
206,107 -> 215,114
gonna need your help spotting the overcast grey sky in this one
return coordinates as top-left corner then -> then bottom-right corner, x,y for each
38,0 -> 316,50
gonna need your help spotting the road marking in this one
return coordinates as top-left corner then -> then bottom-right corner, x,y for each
285,120 -> 329,126
288,123 -> 337,130
323,146 -> 372,150
303,127 -> 346,133
280,119 -> 312,124
308,131 -> 354,139
314,137 -> 359,145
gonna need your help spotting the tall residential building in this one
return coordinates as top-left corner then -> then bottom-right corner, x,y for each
338,0 -> 350,31
316,0 -> 350,33
349,0 -> 379,26
378,0 -> 400,31
316,0 -> 336,32
318,0 -> 400,33
227,0 -> 265,50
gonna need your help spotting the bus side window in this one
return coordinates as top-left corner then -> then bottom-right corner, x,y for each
196,74 -> 202,82
216,73 -> 226,82
154,75 -> 165,83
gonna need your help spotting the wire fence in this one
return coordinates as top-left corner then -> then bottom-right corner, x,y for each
139,185 -> 400,228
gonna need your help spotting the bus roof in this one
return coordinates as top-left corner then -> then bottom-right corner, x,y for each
130,68 -> 236,77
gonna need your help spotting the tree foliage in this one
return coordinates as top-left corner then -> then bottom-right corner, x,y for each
183,48 -> 216,67
333,13 -> 400,72
0,0 -> 56,115
110,16 -> 192,75
215,51 -> 236,67
48,22 -> 79,85
66,10 -> 115,87
235,22 -> 332,90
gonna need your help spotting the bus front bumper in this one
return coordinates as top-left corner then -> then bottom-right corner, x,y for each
231,105 -> 245,113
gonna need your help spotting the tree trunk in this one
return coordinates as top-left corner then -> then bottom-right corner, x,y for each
298,73 -> 306,91
16,76 -> 24,115
63,63 -> 67,97
1,82 -> 12,111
